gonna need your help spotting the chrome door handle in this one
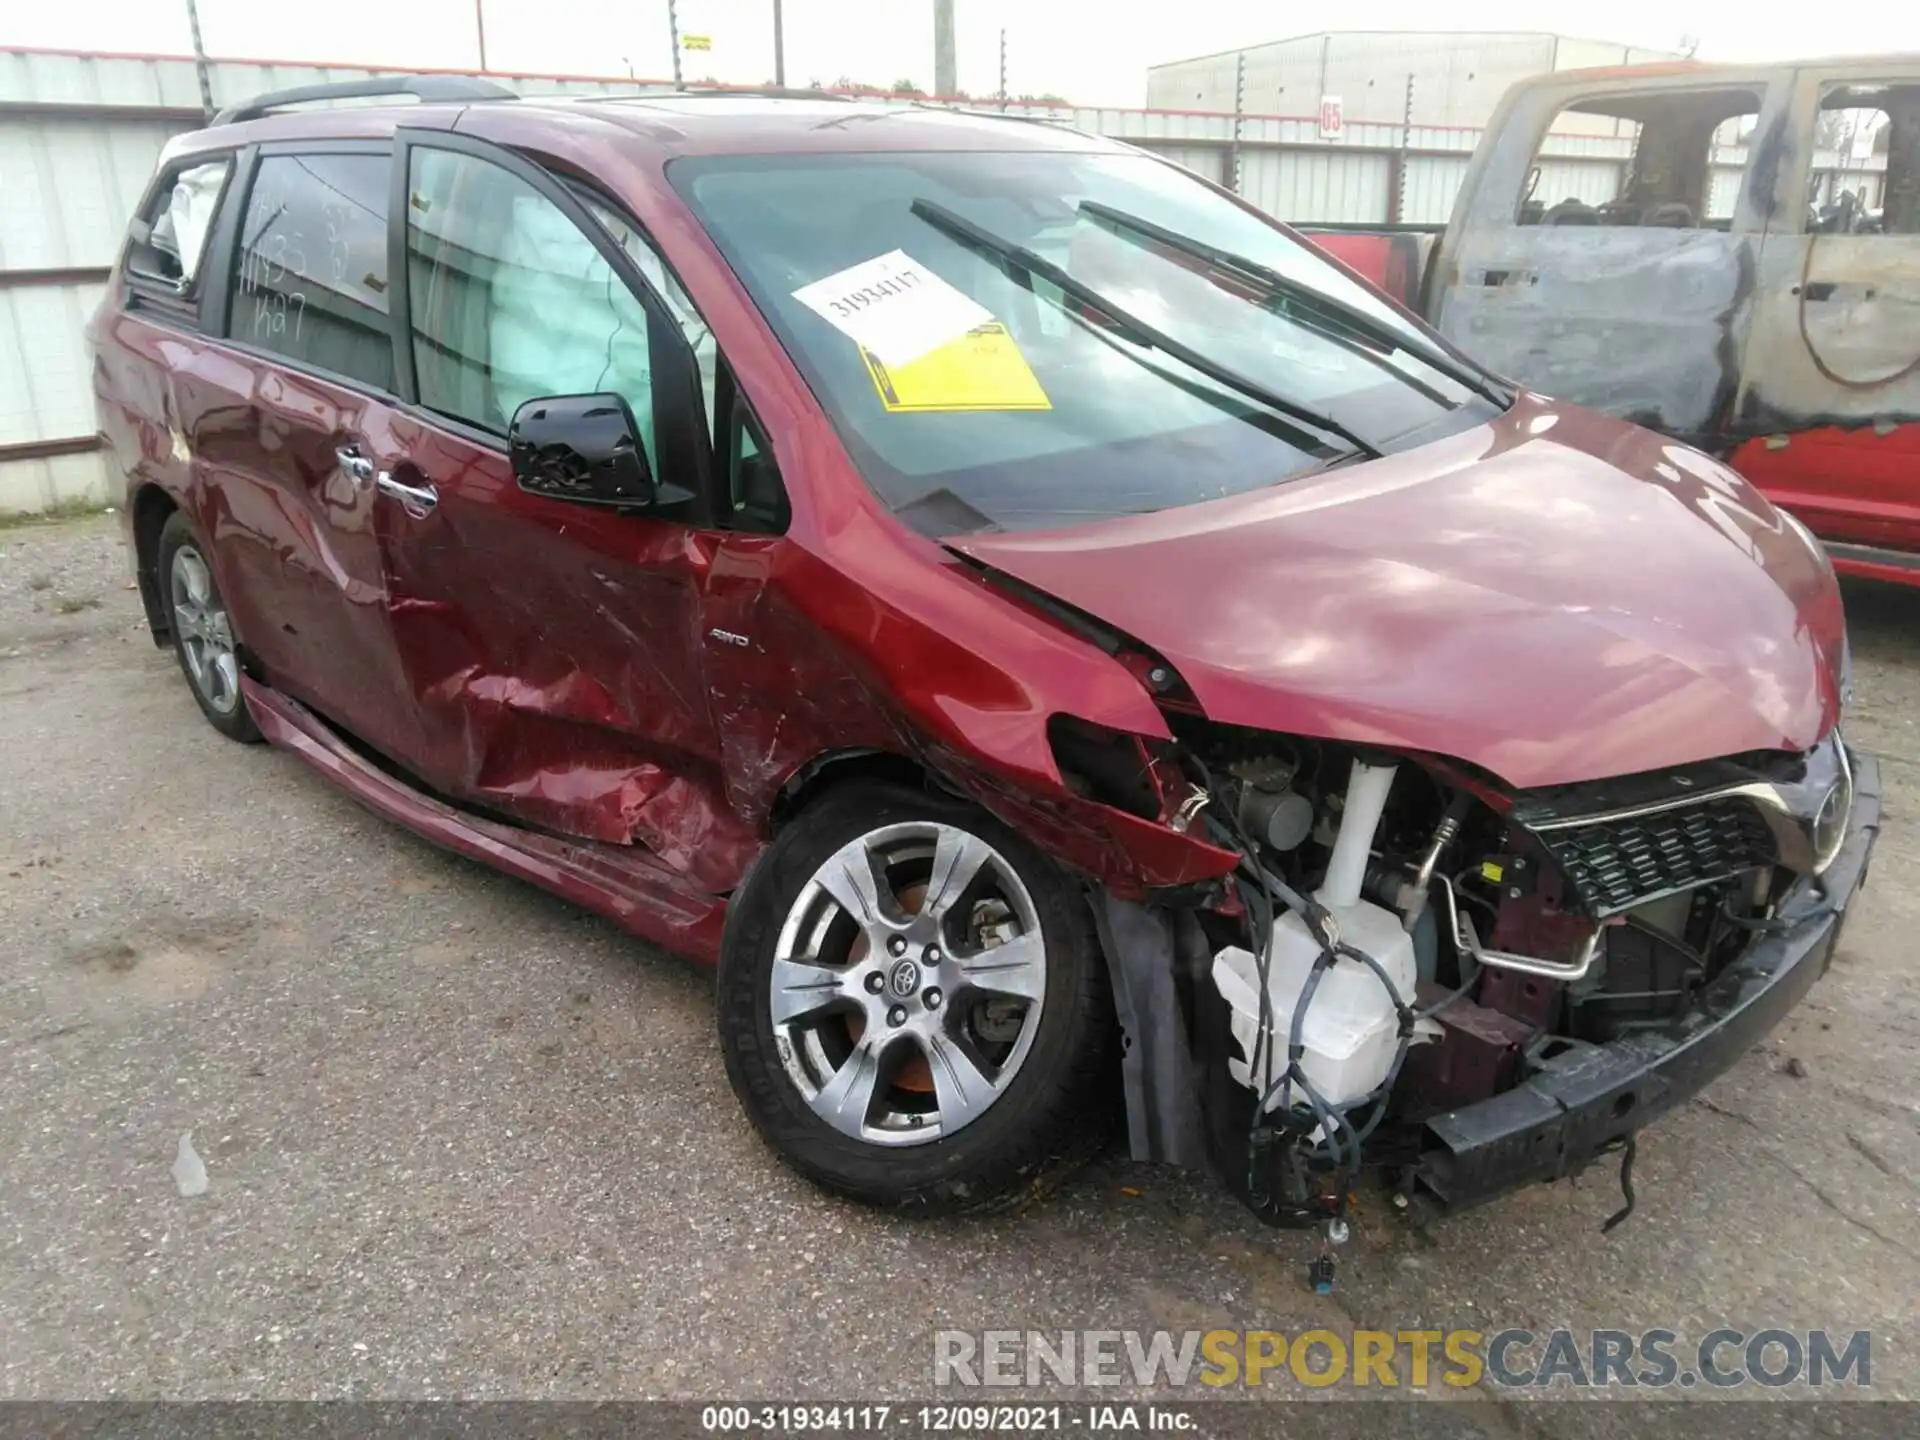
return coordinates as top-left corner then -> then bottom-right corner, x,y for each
375,472 -> 438,518
334,444 -> 376,483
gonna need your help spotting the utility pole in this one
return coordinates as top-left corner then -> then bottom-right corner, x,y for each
998,28 -> 1007,111
668,0 -> 684,88
1392,72 -> 1414,223
183,0 -> 213,118
474,0 -> 489,71
1229,52 -> 1246,193
934,0 -> 956,97
773,0 -> 786,86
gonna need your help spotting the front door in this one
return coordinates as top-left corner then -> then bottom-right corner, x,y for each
1733,62 -> 1920,552
1429,70 -> 1785,443
373,133 -> 748,883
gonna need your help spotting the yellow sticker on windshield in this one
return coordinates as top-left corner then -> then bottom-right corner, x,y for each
862,323 -> 1052,413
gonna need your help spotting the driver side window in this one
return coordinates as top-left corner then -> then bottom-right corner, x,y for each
405,148 -> 664,455
584,196 -> 718,436
405,143 -> 787,532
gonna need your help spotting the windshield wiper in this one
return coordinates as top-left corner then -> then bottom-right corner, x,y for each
909,198 -> 1380,461
1077,200 -> 1511,408
1080,202 -> 1455,410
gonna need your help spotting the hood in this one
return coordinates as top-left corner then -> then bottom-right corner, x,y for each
949,395 -> 1845,790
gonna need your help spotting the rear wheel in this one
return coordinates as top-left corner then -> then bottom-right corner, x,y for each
157,512 -> 260,743
717,782 -> 1116,1212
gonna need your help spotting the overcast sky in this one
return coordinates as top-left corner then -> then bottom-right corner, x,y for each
12,3 -> 1920,106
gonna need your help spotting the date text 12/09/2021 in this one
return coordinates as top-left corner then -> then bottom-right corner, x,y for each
701,1405 -> 1196,1433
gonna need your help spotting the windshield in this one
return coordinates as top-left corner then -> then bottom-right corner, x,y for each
672,149 -> 1503,536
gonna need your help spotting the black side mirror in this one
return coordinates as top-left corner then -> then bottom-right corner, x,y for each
508,393 -> 656,506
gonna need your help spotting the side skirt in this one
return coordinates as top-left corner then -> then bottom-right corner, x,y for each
241,678 -> 729,964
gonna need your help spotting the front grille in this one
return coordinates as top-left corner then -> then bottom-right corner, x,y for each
1536,796 -> 1778,917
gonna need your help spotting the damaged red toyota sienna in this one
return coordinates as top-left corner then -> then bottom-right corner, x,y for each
91,78 -> 1879,1257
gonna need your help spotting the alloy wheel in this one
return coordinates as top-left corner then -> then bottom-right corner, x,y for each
169,545 -> 240,715
769,821 -> 1048,1146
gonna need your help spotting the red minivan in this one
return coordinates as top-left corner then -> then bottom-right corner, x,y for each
91,77 -> 1879,1248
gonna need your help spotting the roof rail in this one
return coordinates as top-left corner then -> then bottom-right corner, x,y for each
612,86 -> 853,103
212,75 -> 517,126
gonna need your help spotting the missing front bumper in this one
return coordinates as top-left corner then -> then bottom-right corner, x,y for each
1409,750 -> 1882,1215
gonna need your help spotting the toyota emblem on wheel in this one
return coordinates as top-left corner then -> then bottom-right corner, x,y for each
887,958 -> 921,999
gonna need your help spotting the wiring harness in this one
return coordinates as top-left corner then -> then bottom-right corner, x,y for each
1204,785 -> 1473,1228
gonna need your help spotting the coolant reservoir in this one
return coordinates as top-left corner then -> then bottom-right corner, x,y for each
1211,758 -> 1422,1112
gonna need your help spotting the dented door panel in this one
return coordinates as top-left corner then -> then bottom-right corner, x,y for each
179,339 -> 429,768
374,413 -> 762,892
696,540 -> 920,823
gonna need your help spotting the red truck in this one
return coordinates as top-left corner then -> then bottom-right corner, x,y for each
1307,56 -> 1920,585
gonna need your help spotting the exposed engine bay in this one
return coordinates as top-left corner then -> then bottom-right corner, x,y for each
1059,712 -> 1860,1276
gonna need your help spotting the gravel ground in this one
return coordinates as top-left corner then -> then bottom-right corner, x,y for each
1,513 -> 1917,1413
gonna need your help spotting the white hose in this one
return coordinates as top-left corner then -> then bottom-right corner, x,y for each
1321,760 -> 1396,910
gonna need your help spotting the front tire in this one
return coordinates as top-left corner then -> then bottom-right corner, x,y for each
717,781 -> 1116,1213
157,511 -> 261,743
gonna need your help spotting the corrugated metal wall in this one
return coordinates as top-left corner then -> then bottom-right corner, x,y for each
1147,31 -> 1682,129
1400,155 -> 1473,225
1241,149 -> 1392,224
0,46 -> 1831,514
0,117 -> 176,267
2,279 -> 111,456
1148,31 -> 1563,126
0,94 -> 189,514
1144,145 -> 1225,184
1532,158 -> 1626,208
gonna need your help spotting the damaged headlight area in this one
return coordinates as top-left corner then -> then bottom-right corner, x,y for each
1088,719 -> 1856,1276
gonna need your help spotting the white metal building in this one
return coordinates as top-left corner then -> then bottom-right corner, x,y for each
1148,31 -> 1681,128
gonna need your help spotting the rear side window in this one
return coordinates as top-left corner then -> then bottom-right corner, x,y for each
1810,82 -> 1920,234
127,158 -> 232,293
228,152 -> 395,391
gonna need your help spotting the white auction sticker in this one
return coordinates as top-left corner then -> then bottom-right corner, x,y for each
792,250 -> 994,368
